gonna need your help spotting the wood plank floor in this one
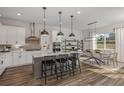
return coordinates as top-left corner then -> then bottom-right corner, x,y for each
1,63 -> 124,86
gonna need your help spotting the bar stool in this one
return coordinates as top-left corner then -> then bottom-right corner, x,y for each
69,53 -> 81,75
56,54 -> 71,79
41,55 -> 58,85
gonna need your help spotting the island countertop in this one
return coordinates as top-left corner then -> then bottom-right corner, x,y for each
31,51 -> 82,58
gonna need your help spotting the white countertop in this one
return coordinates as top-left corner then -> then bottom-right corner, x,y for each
32,51 -> 82,58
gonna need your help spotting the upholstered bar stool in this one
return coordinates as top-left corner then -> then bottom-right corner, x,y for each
41,55 -> 58,85
69,53 -> 81,75
56,54 -> 71,79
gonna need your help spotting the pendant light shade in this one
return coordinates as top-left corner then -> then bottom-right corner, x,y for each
57,11 -> 64,37
69,15 -> 75,37
57,31 -> 64,36
41,7 -> 49,36
69,32 -> 75,37
41,29 -> 49,35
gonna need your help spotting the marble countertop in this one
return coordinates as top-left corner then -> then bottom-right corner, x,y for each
32,51 -> 82,58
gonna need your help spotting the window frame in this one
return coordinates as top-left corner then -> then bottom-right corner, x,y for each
96,32 -> 115,50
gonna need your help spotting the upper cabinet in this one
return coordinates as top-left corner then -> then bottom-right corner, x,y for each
16,27 -> 25,45
0,25 -> 25,45
0,26 -> 8,44
6,26 -> 17,44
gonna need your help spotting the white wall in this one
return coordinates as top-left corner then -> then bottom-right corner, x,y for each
82,22 -> 124,50
0,18 -> 82,51
0,18 -> 82,38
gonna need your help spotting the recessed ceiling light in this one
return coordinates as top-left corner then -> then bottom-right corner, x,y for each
17,13 -> 22,16
77,11 -> 81,14
0,14 -> 2,17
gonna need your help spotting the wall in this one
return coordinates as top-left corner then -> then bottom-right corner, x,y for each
0,18 -> 82,51
82,22 -> 124,50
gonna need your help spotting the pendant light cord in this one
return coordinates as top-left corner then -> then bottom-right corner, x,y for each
71,15 -> 73,33
59,12 -> 62,32
43,7 -> 46,30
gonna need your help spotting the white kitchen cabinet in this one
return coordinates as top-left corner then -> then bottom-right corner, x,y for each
26,54 -> 32,64
17,28 -> 25,45
25,52 -> 34,64
6,53 -> 14,67
10,52 -> 26,67
0,54 -> 7,75
6,26 -> 17,44
19,52 -> 26,65
6,26 -> 25,45
0,25 -> 25,45
5,51 -> 42,68
0,26 -> 8,44
7,51 -> 28,68
13,52 -> 21,66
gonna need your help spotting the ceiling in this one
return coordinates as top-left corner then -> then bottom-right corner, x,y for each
0,7 -> 124,30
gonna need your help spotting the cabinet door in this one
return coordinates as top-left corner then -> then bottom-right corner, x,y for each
6,26 -> 17,44
26,54 -> 32,64
17,28 -> 25,45
13,53 -> 21,66
19,52 -> 26,65
26,52 -> 32,64
6,53 -> 14,67
0,56 -> 4,75
3,54 -> 7,67
0,55 -> 7,75
0,26 -> 8,44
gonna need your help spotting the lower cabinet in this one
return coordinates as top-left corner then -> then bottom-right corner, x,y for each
6,51 -> 33,68
0,54 -> 7,75
26,53 -> 32,64
3,50 -> 45,68
12,52 -> 26,66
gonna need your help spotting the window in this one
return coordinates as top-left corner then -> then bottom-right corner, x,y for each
96,32 -> 115,49
96,34 -> 104,49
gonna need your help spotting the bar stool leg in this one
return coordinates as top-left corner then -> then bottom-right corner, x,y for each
78,58 -> 81,73
44,61 -> 47,85
55,62 -> 58,80
67,60 -> 71,76
41,62 -> 43,77
50,63 -> 53,75
72,58 -> 75,75
60,59 -> 63,79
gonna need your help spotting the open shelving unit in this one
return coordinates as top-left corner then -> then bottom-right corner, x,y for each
53,42 -> 61,52
62,39 -> 83,51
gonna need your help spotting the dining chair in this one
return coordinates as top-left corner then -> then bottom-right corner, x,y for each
109,53 -> 118,67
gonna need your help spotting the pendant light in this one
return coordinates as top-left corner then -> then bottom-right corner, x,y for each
69,15 -> 75,37
57,11 -> 64,37
41,7 -> 49,36
84,21 -> 97,42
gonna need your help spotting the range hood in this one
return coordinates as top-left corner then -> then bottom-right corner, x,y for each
25,23 -> 41,51
26,23 -> 40,41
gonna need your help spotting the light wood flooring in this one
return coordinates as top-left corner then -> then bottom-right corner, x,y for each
1,63 -> 124,86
